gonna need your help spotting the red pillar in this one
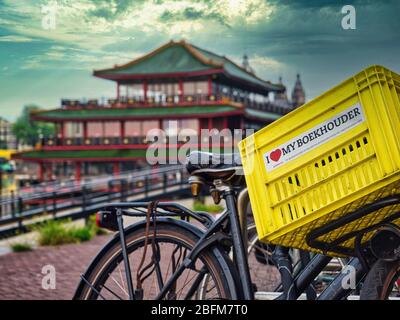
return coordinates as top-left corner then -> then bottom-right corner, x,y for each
143,80 -> 148,103
116,83 -> 120,101
223,117 -> 228,129
113,162 -> 120,176
59,122 -> 64,139
38,162 -> 44,182
47,163 -> 53,181
102,121 -> 105,137
120,121 -> 125,138
208,76 -> 213,96
75,162 -> 81,182
179,79 -> 184,102
208,118 -> 213,150
83,122 -> 88,139
199,119 -> 203,149
208,118 -> 213,131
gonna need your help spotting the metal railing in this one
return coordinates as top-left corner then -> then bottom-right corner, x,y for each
61,94 -> 293,115
61,94 -> 221,108
40,133 -> 244,147
0,165 -> 190,238
42,136 -> 148,147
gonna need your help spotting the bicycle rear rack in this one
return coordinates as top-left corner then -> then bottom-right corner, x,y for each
96,201 -> 214,231
306,194 -> 400,260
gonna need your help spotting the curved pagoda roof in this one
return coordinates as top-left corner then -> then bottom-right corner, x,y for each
31,105 -> 243,122
94,40 -> 284,92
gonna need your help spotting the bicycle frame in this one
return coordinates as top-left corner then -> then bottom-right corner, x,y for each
95,192 -> 400,300
99,190 -> 254,299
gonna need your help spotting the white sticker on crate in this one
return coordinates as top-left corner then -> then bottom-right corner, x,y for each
263,103 -> 365,172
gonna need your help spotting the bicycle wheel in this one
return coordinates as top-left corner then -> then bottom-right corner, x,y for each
360,259 -> 400,300
246,223 -> 281,293
74,221 -> 238,300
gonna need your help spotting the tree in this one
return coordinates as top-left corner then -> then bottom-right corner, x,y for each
0,140 -> 7,149
12,105 -> 55,147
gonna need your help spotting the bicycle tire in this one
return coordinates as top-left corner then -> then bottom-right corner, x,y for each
74,219 -> 239,300
360,259 -> 400,300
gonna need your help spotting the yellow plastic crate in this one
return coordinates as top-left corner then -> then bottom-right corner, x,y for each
239,65 -> 400,256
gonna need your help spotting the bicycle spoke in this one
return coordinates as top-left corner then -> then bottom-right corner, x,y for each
117,263 -> 127,295
109,274 -> 129,299
100,283 -> 124,300
80,224 -> 228,300
176,272 -> 199,299
183,268 -> 207,300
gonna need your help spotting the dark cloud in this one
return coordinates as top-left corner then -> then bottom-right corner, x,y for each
268,0 -> 385,9
159,6 -> 228,27
88,0 -> 146,20
1,0 -> 400,119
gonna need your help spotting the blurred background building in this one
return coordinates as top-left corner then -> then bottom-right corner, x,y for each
0,117 -> 16,150
12,40 -> 305,183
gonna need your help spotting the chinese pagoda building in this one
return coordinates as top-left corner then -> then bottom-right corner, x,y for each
13,40 -> 304,182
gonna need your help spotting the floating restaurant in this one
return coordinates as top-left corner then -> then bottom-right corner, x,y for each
13,40 -> 305,181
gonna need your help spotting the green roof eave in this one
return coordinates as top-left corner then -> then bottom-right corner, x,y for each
32,105 -> 242,121
12,147 -> 232,162
12,149 -> 148,161
245,108 -> 281,121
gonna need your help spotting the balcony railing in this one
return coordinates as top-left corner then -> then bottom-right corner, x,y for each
43,136 -> 148,147
41,133 -> 246,148
61,94 -> 294,115
61,94 -> 220,108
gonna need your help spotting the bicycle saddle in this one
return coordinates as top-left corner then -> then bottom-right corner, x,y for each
185,151 -> 243,182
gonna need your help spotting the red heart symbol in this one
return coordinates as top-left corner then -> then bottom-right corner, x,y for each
270,149 -> 282,162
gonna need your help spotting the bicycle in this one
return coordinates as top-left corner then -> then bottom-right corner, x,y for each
74,151 -> 400,300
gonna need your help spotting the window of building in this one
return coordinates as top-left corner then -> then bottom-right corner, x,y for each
104,122 -> 121,137
87,122 -> 103,137
65,122 -> 83,138
180,119 -> 199,133
125,121 -> 142,136
142,120 -> 160,136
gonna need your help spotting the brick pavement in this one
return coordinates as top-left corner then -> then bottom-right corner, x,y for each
0,235 -> 111,300
0,234 -> 279,300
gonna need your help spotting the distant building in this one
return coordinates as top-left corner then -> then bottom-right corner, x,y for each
0,117 -> 16,150
272,74 -> 306,110
13,40 -> 305,182
291,74 -> 306,108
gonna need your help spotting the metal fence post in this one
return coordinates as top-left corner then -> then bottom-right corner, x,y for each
163,173 -> 167,193
52,191 -> 57,217
17,196 -> 23,231
82,186 -> 88,225
43,193 -> 47,214
108,181 -> 112,201
144,176 -> 149,198
10,191 -> 15,218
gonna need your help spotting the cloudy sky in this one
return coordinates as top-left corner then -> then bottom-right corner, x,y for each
1,0 -> 399,121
